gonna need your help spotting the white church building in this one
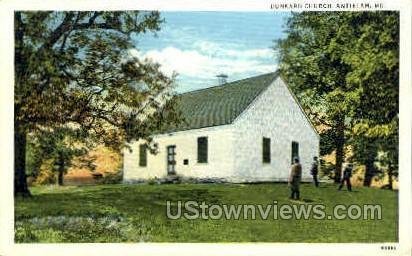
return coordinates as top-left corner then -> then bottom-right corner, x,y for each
123,72 -> 319,183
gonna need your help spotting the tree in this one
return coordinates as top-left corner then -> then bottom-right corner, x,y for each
336,12 -> 399,187
276,12 -> 354,183
28,127 -> 91,186
378,134 -> 398,190
351,119 -> 398,188
276,12 -> 398,184
15,11 -> 180,196
350,135 -> 379,186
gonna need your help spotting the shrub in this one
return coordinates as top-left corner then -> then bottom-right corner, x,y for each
33,159 -> 56,185
320,161 -> 335,179
98,171 -> 122,184
147,178 -> 157,185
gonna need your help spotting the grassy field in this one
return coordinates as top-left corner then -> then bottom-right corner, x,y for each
14,183 -> 398,243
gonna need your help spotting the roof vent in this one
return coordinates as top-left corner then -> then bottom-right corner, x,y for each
216,73 -> 228,85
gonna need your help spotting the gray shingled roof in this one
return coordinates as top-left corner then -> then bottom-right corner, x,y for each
163,71 -> 279,133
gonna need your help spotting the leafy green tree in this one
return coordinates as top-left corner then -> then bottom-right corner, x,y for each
350,135 -> 379,186
276,12 -> 353,182
351,120 -> 398,188
377,136 -> 398,190
336,12 -> 399,186
15,11 -> 180,196
276,12 -> 398,184
28,127 -> 91,185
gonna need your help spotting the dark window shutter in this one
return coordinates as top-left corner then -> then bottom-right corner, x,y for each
263,137 -> 271,163
197,137 -> 208,163
139,144 -> 147,167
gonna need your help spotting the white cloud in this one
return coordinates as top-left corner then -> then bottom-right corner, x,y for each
130,44 -> 277,82
225,48 -> 274,58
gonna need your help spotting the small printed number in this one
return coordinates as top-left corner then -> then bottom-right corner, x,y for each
381,246 -> 396,250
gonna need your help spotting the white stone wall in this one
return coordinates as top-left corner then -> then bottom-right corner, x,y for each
123,125 -> 236,181
231,77 -> 319,182
123,76 -> 319,183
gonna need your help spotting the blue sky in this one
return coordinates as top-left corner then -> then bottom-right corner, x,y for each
131,12 -> 290,92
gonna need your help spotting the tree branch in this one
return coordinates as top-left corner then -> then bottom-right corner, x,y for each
42,12 -> 75,51
59,12 -> 82,53
304,106 -> 332,128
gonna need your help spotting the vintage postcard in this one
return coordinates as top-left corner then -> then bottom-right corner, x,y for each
0,0 -> 411,255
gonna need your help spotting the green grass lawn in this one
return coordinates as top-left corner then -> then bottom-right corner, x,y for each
14,183 -> 398,243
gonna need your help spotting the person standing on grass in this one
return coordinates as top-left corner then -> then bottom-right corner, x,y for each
338,163 -> 353,191
289,157 -> 302,200
310,156 -> 319,187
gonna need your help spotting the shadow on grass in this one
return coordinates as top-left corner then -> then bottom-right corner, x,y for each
15,185 -> 223,220
301,198 -> 315,203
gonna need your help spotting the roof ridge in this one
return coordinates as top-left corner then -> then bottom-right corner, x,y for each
178,71 -> 278,96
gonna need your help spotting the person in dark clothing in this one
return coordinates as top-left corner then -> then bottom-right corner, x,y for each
289,157 -> 302,200
310,156 -> 319,187
338,163 -> 353,191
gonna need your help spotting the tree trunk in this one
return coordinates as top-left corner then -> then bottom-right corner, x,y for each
14,13 -> 31,197
57,169 -> 64,186
363,159 -> 375,187
14,124 -> 31,197
387,163 -> 393,190
334,117 -> 345,183
57,152 -> 65,186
